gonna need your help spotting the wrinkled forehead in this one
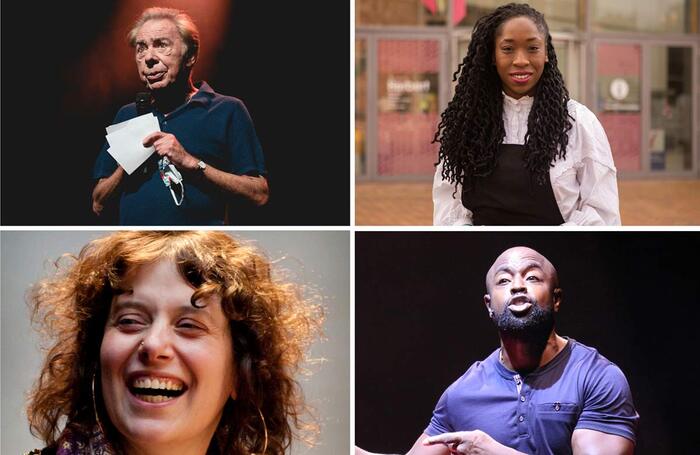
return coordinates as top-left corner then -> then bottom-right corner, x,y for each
487,247 -> 555,282
135,18 -> 181,42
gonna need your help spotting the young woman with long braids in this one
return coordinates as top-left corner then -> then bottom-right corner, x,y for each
433,3 -> 620,226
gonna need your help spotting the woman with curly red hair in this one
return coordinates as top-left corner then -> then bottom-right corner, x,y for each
27,231 -> 322,455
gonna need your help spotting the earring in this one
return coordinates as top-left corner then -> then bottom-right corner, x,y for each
488,309 -> 494,318
251,406 -> 268,455
91,372 -> 106,437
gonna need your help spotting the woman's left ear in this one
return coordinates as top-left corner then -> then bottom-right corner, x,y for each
230,388 -> 237,400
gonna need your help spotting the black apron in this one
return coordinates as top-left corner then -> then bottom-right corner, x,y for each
462,144 -> 565,225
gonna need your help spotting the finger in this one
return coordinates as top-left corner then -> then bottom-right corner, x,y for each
143,131 -> 165,147
423,433 -> 463,446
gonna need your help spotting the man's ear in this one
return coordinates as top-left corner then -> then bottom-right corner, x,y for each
185,53 -> 196,68
484,294 -> 493,318
553,288 -> 562,312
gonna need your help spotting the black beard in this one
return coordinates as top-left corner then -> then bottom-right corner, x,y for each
492,300 -> 555,347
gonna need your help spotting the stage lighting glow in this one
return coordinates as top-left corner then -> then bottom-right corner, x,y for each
69,0 -> 230,110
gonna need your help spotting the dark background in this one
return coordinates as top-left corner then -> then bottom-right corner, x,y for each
356,232 -> 700,454
1,1 -> 349,225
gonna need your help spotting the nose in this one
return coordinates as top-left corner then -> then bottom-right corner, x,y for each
513,50 -> 529,67
510,275 -> 527,294
144,49 -> 159,68
139,324 -> 175,363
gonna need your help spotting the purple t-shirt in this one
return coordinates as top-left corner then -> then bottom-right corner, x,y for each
425,338 -> 638,455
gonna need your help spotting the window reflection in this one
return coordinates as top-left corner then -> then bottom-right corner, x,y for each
453,0 -> 580,31
356,40 -> 368,176
596,43 -> 642,171
650,46 -> 693,171
357,0 -> 447,26
377,39 -> 440,176
592,0 -> 694,33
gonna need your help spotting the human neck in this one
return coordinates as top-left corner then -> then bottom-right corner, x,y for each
150,76 -> 197,115
499,331 -> 565,374
122,436 -> 210,455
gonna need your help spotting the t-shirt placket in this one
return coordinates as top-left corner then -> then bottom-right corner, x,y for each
513,374 -> 530,438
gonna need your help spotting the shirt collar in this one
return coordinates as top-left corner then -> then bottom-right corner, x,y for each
502,91 -> 534,108
493,336 -> 573,380
190,80 -> 215,106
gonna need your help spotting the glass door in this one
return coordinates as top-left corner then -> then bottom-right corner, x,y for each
594,42 -> 643,172
376,37 -> 443,176
593,40 -> 697,175
648,45 -> 694,172
356,39 -> 368,177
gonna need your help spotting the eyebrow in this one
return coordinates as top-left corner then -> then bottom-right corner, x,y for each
135,37 -> 172,45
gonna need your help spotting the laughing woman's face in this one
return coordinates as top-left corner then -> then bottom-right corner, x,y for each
100,259 -> 236,454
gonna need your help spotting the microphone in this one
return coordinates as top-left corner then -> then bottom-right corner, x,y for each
135,92 -> 154,176
136,92 -> 152,115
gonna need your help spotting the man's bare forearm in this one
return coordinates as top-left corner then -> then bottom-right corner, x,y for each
92,167 -> 125,216
199,164 -> 269,206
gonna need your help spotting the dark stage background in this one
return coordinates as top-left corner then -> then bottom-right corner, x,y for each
1,1 -> 349,225
356,232 -> 700,455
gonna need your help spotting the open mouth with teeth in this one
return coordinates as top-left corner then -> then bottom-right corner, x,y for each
129,377 -> 187,403
510,73 -> 533,84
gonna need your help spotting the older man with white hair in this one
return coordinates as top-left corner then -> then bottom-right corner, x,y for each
92,7 -> 268,225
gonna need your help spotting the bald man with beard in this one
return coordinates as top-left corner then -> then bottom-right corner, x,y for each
357,247 -> 638,455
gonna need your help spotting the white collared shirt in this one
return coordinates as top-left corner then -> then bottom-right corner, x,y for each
433,94 -> 621,226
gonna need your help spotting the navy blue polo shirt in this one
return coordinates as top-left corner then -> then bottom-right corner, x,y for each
93,82 -> 266,225
425,338 -> 638,455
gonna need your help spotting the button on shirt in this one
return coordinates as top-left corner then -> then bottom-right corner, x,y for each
93,82 -> 266,225
433,95 -> 621,226
425,338 -> 638,455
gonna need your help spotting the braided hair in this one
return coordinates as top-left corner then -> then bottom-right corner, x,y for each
434,3 -> 573,189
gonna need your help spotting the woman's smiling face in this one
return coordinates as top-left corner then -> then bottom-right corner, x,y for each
100,259 -> 235,454
494,16 -> 549,99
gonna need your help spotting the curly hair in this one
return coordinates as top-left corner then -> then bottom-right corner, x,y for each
27,231 -> 323,455
433,2 -> 573,189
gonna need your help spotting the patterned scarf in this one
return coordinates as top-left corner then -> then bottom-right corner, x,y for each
27,425 -> 116,455
56,426 -> 115,455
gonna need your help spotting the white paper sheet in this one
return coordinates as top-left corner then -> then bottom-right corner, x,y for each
105,113 -> 161,174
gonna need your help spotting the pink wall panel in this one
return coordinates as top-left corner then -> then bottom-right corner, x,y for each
378,113 -> 439,175
598,113 -> 641,171
378,40 -> 439,74
597,43 -> 641,76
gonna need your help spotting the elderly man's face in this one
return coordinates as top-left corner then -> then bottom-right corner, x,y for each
484,247 -> 560,335
134,19 -> 192,91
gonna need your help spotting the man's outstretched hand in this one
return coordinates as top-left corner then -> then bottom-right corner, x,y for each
423,431 -> 524,455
